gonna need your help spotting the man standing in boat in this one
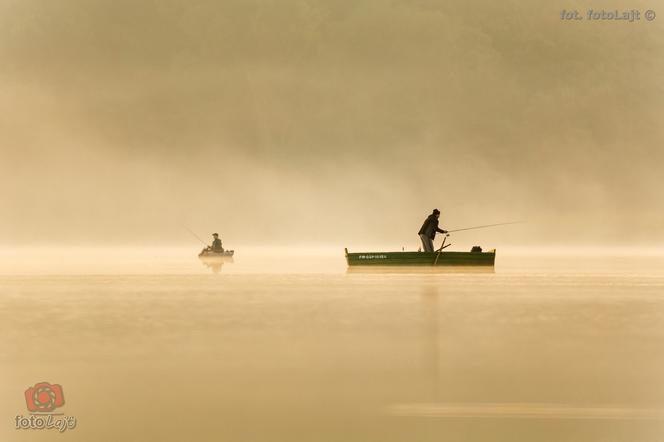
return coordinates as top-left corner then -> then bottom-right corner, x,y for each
418,209 -> 447,252
210,233 -> 224,252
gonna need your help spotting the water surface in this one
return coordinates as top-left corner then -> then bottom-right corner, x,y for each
2,249 -> 664,441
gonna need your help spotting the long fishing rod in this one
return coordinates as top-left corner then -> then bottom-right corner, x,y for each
184,226 -> 208,246
447,221 -> 522,233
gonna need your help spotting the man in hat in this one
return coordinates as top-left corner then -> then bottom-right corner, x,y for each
210,233 -> 224,252
418,209 -> 447,252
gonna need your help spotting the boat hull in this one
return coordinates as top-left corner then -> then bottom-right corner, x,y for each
198,250 -> 235,259
345,249 -> 495,267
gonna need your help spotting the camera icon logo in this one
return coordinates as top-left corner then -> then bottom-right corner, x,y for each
24,382 -> 65,412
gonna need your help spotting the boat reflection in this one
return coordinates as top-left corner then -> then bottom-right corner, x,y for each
346,266 -> 494,274
199,256 -> 234,273
420,285 -> 441,402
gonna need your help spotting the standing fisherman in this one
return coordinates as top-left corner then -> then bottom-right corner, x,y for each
418,209 -> 447,252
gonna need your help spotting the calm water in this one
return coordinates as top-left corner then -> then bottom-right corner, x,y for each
2,249 -> 664,441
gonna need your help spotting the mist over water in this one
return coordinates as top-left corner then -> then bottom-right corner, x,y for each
1,0 -> 663,246
1,246 -> 663,276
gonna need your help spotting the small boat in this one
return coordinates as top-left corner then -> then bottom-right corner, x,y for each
198,249 -> 235,259
345,247 -> 495,267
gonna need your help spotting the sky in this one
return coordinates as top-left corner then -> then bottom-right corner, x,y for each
1,0 -> 662,247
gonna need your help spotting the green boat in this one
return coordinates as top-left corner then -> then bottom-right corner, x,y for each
344,248 -> 496,267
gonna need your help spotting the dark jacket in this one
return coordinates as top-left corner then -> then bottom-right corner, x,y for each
418,214 -> 445,239
212,238 -> 223,252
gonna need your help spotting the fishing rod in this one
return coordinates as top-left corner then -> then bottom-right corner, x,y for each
433,221 -> 520,260
447,221 -> 522,233
184,226 -> 208,246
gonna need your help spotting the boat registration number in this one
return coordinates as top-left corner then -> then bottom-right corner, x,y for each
358,254 -> 388,260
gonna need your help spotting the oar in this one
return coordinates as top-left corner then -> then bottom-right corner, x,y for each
447,221 -> 522,233
433,234 -> 451,266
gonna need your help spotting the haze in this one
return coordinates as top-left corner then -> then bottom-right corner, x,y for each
1,0 -> 662,247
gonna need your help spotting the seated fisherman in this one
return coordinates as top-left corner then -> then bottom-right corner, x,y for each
418,209 -> 447,252
210,233 -> 224,252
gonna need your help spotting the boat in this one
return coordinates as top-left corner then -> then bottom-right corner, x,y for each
198,249 -> 235,259
344,247 -> 495,267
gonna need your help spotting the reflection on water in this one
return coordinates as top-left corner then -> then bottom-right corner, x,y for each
421,285 -> 441,402
199,256 -> 234,273
2,251 -> 664,441
347,266 -> 495,274
390,403 -> 664,419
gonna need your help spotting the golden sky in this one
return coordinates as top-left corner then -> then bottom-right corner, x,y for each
1,0 -> 662,245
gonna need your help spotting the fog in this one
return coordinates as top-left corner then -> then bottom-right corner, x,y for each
1,0 -> 662,247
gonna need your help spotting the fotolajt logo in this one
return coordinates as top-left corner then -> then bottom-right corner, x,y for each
15,382 -> 77,432
25,382 -> 65,412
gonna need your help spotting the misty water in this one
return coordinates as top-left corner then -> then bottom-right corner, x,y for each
2,249 -> 664,442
